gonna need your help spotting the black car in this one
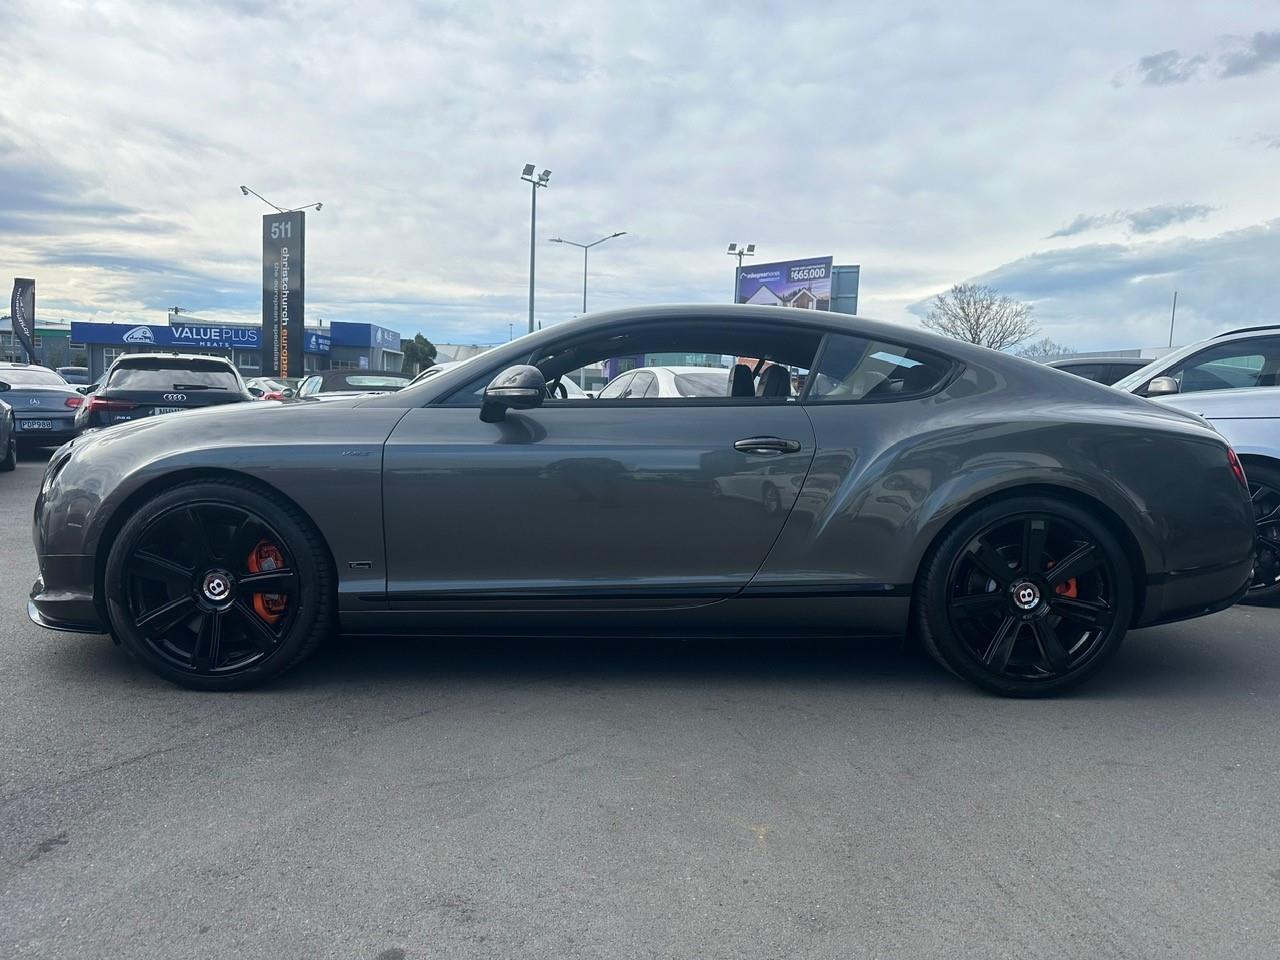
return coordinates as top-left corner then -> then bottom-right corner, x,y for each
0,362 -> 84,448
1047,356 -> 1149,386
0,392 -> 15,471
73,353 -> 253,433
30,305 -> 1255,696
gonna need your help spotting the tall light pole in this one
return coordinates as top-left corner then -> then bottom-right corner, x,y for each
726,243 -> 756,302
239,185 -> 323,214
520,164 -> 552,334
549,232 -> 627,314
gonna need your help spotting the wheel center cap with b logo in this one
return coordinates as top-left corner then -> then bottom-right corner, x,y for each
1011,580 -> 1041,611
201,569 -> 234,604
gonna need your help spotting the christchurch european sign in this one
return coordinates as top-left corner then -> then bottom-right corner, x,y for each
262,211 -> 306,379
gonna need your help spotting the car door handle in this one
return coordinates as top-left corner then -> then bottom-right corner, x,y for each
734,437 -> 802,455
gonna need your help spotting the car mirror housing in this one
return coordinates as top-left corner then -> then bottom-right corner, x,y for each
0,380 -> 10,392
481,364 -> 546,423
1146,376 -> 1180,397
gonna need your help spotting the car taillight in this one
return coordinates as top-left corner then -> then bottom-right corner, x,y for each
64,396 -> 83,408
86,396 -> 138,414
1227,447 -> 1248,489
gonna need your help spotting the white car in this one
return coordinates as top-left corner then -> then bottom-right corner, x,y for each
596,365 -> 729,399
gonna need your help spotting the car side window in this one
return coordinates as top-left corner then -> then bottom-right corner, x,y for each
629,371 -> 656,399
807,334 -> 954,402
596,372 -> 634,399
1165,338 -> 1280,393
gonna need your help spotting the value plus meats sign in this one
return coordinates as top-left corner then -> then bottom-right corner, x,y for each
262,211 -> 305,378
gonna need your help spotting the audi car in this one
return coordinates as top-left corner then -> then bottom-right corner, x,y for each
73,353 -> 253,434
30,305 -> 1255,697
0,362 -> 84,448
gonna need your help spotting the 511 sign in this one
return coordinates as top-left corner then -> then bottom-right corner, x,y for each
262,211 -> 305,378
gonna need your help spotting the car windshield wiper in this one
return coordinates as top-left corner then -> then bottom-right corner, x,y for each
169,383 -> 226,390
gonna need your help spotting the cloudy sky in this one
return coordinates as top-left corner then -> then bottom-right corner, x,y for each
1,0 -> 1277,350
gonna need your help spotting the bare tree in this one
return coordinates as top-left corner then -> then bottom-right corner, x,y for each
1016,337 -> 1075,361
923,283 -> 1038,351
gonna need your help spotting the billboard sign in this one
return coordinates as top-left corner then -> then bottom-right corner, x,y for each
69,321 -> 330,353
735,256 -> 833,311
262,211 -> 305,378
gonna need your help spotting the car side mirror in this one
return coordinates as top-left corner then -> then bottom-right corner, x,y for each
76,385 -> 90,395
280,388 -> 296,399
0,381 -> 10,393
248,386 -> 264,397
1146,376 -> 1180,397
481,364 -> 546,423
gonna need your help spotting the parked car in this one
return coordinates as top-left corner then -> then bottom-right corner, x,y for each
0,362 -> 84,448
1047,356 -> 1149,386
1112,325 -> 1280,397
0,393 -> 15,471
295,370 -> 411,400
30,305 -> 1255,697
245,377 -> 297,400
596,365 -> 730,398
1149,386 -> 1280,605
55,365 -> 91,385
74,353 -> 253,434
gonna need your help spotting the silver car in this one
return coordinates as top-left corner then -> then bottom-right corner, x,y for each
1112,329 -> 1280,604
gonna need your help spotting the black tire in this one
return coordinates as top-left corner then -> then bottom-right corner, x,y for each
0,431 -> 15,472
1242,460 -> 1280,606
914,496 -> 1134,697
103,479 -> 334,690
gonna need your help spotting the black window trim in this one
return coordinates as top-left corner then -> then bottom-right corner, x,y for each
432,316 -> 960,409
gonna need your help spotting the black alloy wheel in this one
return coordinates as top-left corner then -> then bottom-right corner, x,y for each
104,480 -> 333,690
1243,462 -> 1280,605
915,497 -> 1133,696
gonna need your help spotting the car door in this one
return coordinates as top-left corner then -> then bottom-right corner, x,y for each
381,388 -> 817,606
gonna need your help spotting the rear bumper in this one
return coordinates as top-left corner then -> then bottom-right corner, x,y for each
1137,557 -> 1253,627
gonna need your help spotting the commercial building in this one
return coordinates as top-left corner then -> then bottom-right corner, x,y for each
66,318 -> 404,380
1,316 -> 76,368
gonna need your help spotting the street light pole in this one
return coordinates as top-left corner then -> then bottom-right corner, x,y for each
726,243 -> 756,302
520,164 -> 552,334
549,231 -> 627,314
238,185 -> 323,214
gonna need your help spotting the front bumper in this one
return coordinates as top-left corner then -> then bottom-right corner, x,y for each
28,571 -> 106,634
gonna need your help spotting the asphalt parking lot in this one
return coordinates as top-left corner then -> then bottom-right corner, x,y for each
2,450 -> 1279,959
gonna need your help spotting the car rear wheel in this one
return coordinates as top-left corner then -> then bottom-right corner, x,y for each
103,480 -> 334,690
1242,461 -> 1280,606
915,497 -> 1133,697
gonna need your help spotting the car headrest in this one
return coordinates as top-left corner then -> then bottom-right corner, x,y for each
729,364 -> 755,398
756,364 -> 790,398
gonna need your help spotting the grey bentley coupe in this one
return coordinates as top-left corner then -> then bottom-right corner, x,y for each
29,305 -> 1256,696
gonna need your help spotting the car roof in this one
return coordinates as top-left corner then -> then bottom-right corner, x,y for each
0,361 -> 54,370
112,352 -> 237,365
1213,325 -> 1280,339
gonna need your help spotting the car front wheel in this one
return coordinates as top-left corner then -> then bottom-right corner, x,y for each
1242,461 -> 1280,606
915,496 -> 1134,697
103,479 -> 334,690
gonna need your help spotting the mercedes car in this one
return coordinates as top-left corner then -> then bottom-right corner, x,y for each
29,305 -> 1255,696
0,362 -> 84,448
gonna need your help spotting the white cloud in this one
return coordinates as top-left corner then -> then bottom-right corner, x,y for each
1,0 -> 1278,350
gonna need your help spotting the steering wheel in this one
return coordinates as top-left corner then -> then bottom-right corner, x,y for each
547,378 -> 569,400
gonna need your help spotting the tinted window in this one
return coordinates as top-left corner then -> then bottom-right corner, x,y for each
1164,338 -> 1280,393
674,371 -> 729,397
323,374 -> 408,391
0,367 -> 67,386
108,365 -> 240,391
807,335 -> 953,401
596,372 -> 634,399
629,371 -> 656,398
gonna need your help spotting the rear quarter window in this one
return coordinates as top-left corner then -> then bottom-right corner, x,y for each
806,335 -> 955,402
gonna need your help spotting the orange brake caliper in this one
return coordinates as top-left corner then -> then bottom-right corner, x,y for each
1045,559 -> 1079,598
247,540 -> 288,623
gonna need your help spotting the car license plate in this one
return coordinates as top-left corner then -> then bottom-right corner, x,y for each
151,407 -> 185,416
19,419 -> 53,430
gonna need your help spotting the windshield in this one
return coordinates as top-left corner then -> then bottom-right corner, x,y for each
108,366 -> 241,391
0,367 -> 67,386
